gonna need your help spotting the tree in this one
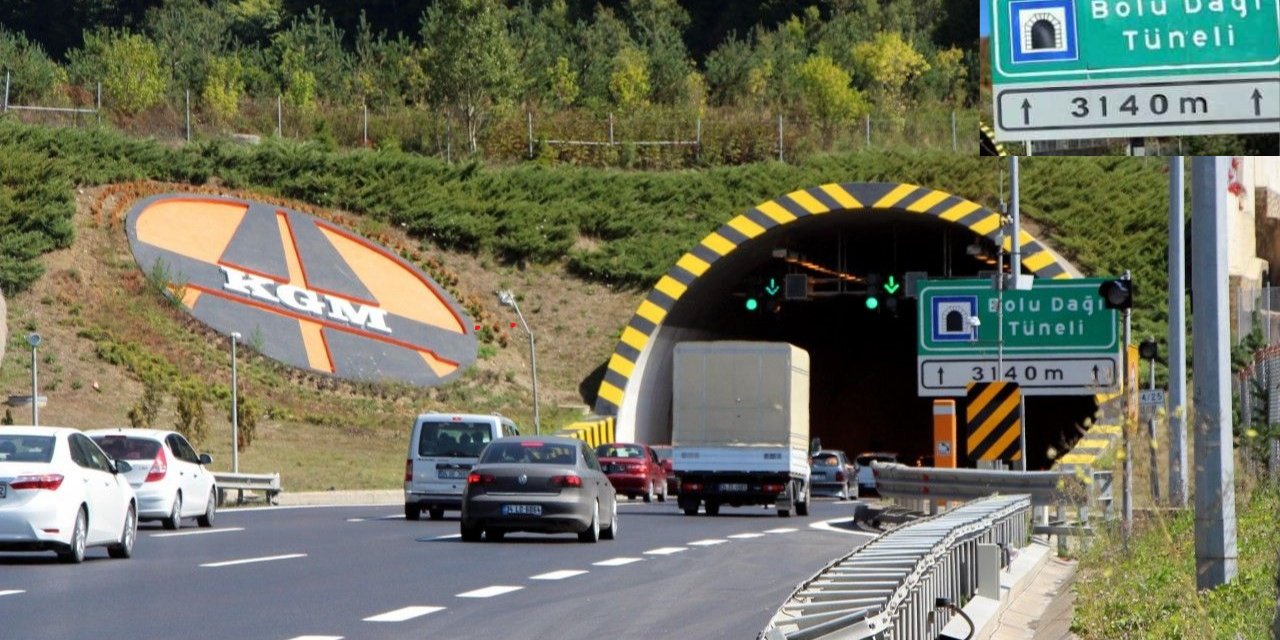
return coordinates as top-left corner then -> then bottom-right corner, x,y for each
0,28 -> 66,104
572,7 -> 634,109
851,31 -> 929,124
174,382 -> 208,444
127,376 -> 164,428
419,0 -> 516,154
145,0 -> 229,93
624,0 -> 692,105
704,33 -> 757,106
548,56 -> 579,108
67,29 -> 168,116
201,54 -> 244,124
794,54 -> 867,144
610,46 -> 651,108
270,6 -> 352,106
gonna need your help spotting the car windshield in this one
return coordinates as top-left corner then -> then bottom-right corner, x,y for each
418,421 -> 493,457
0,435 -> 56,463
856,455 -> 896,466
595,444 -> 644,459
480,442 -> 577,465
812,455 -> 840,466
91,435 -> 161,461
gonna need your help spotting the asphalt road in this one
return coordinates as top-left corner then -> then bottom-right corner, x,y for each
0,497 -> 876,640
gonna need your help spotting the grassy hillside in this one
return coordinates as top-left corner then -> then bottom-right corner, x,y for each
0,122 -> 1177,491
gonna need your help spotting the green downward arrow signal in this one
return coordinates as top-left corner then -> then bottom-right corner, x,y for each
765,278 -> 780,296
883,276 -> 900,295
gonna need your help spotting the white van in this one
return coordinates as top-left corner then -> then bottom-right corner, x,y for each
404,413 -> 521,520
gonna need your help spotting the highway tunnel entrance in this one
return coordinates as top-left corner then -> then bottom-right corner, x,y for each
595,183 -> 1097,470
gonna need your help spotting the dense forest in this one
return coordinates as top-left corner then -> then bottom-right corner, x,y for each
0,0 -> 977,156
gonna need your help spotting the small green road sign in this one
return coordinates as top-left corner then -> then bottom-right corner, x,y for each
917,278 -> 1122,397
990,0 -> 1280,140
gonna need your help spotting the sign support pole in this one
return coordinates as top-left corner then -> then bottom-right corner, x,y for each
1168,156 -> 1188,508
1122,269 -> 1132,539
1147,347 -> 1159,502
1190,156 -> 1237,589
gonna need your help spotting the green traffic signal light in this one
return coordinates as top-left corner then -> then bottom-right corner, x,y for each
865,296 -> 879,310
746,297 -> 759,311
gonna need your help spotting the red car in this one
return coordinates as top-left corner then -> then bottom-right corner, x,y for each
595,443 -> 669,503
649,445 -> 679,496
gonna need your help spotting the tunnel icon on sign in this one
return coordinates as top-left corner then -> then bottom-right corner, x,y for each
1010,0 -> 1078,63
932,296 -> 978,342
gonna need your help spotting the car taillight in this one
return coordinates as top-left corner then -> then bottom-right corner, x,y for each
404,459 -> 413,483
145,448 -> 168,483
682,481 -> 703,492
835,471 -> 845,482
10,474 -> 64,491
467,472 -> 495,485
551,475 -> 582,488
763,483 -> 785,494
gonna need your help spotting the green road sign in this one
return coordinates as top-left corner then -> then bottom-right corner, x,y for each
918,278 -> 1119,355
990,0 -> 1280,140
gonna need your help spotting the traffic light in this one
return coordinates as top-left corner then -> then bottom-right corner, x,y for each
1098,278 -> 1134,309
745,296 -> 759,311
865,274 -> 882,310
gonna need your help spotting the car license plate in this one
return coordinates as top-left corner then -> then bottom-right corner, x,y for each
438,469 -> 467,479
502,504 -> 542,516
812,472 -> 827,480
0,484 -> 6,499
719,483 -> 748,492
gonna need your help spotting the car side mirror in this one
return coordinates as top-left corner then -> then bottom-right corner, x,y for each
199,453 -> 213,465
114,460 -> 133,474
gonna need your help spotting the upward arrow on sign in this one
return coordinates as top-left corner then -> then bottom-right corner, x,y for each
884,276 -> 900,294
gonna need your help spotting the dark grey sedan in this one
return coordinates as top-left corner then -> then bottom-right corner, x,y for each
460,436 -> 618,543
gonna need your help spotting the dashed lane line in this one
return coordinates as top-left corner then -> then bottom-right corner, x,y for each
644,547 -> 687,556
287,636 -> 344,639
763,527 -> 798,534
728,533 -> 766,539
199,553 -> 307,568
593,557 -> 644,567
687,539 -> 728,546
0,590 -> 24,597
808,518 -> 882,537
457,585 -> 524,598
530,569 -> 588,581
363,606 -> 446,622
151,527 -> 245,538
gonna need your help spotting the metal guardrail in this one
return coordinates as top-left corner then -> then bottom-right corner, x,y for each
213,472 -> 282,506
871,462 -> 1111,509
761,494 -> 1032,640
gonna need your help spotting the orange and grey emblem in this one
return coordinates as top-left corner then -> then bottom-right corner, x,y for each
125,194 -> 476,386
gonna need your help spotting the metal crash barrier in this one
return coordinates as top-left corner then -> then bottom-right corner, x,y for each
213,472 -> 282,506
761,494 -> 1032,640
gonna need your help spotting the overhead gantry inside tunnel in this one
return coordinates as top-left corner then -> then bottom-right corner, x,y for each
593,182 -> 1096,470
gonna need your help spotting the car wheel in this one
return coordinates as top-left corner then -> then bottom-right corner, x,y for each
658,481 -> 668,503
577,500 -> 600,543
643,482 -> 654,503
460,521 -> 482,542
108,504 -> 137,559
197,490 -> 217,528
58,507 -> 87,564
705,501 -> 720,516
679,497 -> 699,516
428,508 -> 445,520
601,499 -> 618,540
404,503 -> 422,521
162,493 -> 182,530
485,529 -> 505,542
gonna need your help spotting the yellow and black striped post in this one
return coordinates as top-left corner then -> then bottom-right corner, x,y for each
965,381 -> 1023,463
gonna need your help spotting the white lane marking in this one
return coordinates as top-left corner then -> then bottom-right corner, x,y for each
764,527 -> 798,534
434,533 -> 462,540
728,533 -> 765,539
687,539 -> 728,546
644,547 -> 687,555
151,527 -> 245,538
457,585 -> 523,598
363,606 -> 446,622
0,590 -> 25,597
593,557 -> 643,567
378,515 -> 406,520
200,553 -> 307,568
345,518 -> 366,522
530,569 -> 588,581
288,636 -> 344,639
809,518 -> 881,537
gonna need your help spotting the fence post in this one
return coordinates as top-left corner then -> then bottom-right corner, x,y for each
185,89 -> 191,142
276,95 -> 282,137
527,111 -> 533,159
777,114 -> 783,162
695,117 -> 702,163
96,82 -> 101,125
865,115 -> 871,147
362,102 -> 368,147
608,112 -> 614,146
3,70 -> 9,113
446,114 -> 452,163
951,110 -> 957,152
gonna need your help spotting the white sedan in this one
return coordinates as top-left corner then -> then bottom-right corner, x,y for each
0,426 -> 138,563
87,428 -> 217,530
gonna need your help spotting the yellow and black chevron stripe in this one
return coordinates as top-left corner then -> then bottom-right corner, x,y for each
556,416 -> 616,448
981,122 -> 1007,156
593,182 -> 1076,417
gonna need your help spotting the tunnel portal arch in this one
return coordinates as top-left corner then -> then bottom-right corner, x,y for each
594,182 -> 1081,447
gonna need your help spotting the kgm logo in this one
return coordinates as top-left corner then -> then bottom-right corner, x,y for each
125,195 -> 476,386
1009,0 -> 1079,64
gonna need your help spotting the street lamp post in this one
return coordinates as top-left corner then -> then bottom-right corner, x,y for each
27,333 -> 41,426
498,290 -> 540,433
230,332 -> 241,473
